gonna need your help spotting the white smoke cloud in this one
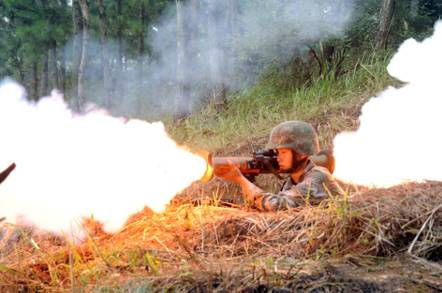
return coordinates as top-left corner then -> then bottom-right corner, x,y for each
0,80 -> 206,235
333,21 -> 442,187
65,0 -> 356,118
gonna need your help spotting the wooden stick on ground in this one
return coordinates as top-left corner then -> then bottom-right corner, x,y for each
0,162 -> 16,184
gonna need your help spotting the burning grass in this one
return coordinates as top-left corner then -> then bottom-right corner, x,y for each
1,181 -> 441,291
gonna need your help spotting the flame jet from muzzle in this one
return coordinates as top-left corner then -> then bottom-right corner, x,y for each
0,80 -> 207,234
333,21 -> 442,187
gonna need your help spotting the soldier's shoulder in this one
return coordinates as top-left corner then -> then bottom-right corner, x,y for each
311,165 -> 332,174
307,165 -> 334,180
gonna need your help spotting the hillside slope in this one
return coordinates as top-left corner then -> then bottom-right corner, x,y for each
1,51 -> 441,292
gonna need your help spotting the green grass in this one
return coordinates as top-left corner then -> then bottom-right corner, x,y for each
168,50 -> 396,152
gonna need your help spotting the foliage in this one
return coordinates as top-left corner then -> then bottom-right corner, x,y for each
169,49 -> 395,151
345,0 -> 380,48
0,0 -> 439,117
348,0 -> 442,49
389,0 -> 442,44
0,0 -> 174,100
0,0 -> 71,77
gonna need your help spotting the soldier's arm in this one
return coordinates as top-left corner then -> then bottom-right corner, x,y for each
218,163 -> 337,211
249,168 -> 344,211
292,167 -> 345,202
216,162 -> 266,203
219,167 -> 297,211
232,173 -> 306,211
234,175 -> 265,203
249,188 -> 306,211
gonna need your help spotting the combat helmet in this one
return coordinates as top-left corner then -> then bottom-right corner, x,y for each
266,121 -> 320,155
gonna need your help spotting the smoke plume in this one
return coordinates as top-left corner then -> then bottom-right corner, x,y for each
333,21 -> 442,187
65,0 -> 355,118
0,80 -> 207,234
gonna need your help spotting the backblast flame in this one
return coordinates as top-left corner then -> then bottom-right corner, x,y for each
333,21 -> 442,187
0,80 -> 207,234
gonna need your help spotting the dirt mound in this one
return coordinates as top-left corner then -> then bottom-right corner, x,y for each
1,181 -> 441,291
169,181 -> 442,260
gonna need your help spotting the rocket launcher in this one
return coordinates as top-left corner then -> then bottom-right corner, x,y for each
200,149 -> 335,182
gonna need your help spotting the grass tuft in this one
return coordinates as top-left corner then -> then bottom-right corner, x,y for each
1,181 -> 441,291
168,50 -> 396,152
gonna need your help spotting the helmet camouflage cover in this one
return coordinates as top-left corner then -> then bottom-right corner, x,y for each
266,121 -> 320,155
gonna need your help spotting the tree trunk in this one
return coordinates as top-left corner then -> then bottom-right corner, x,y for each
175,0 -> 190,117
9,42 -> 24,83
186,0 -> 199,109
117,0 -> 123,73
72,0 -> 83,98
138,0 -> 146,88
226,0 -> 238,87
42,50 -> 49,96
59,0 -> 67,95
32,61 -> 40,101
114,0 -> 124,97
16,57 -> 25,84
98,0 -> 110,106
135,0 -> 148,116
78,0 -> 90,110
189,0 -> 199,56
208,0 -> 226,111
227,0 -> 238,37
50,40 -> 59,90
61,45 -> 67,94
375,0 -> 396,50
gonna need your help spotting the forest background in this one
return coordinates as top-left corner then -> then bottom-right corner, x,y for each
1,0 -> 441,125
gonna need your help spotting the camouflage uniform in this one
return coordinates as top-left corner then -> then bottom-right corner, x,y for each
252,159 -> 344,211
250,120 -> 344,211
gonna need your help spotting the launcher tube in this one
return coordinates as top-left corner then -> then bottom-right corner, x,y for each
199,150 -> 335,182
199,155 -> 273,183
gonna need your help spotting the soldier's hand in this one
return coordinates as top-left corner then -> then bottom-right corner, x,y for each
216,159 -> 244,184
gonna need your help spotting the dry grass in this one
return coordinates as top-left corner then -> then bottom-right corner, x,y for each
1,181 -> 441,291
